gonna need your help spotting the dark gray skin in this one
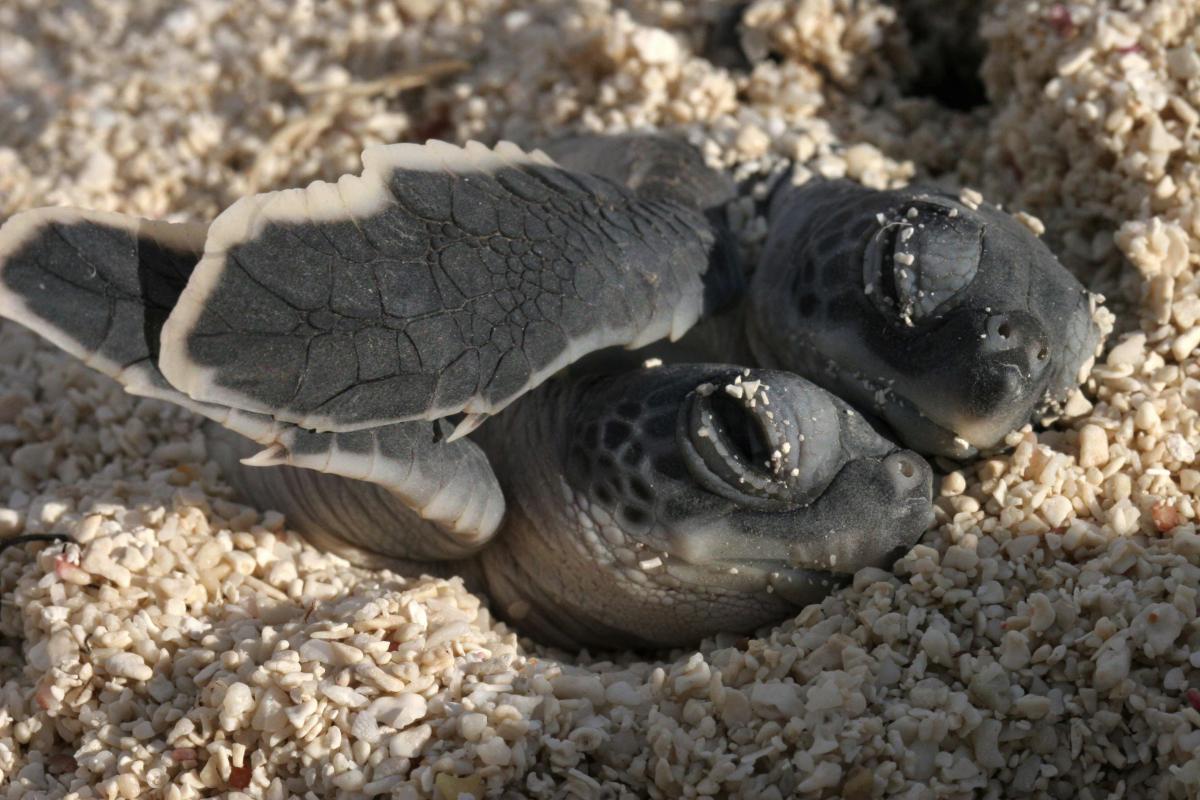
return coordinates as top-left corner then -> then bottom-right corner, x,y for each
547,135 -> 1102,460
0,139 -> 935,650
155,141 -> 736,433
744,180 -> 1101,459
473,365 -> 930,648
207,364 -> 931,650
0,131 -> 1101,648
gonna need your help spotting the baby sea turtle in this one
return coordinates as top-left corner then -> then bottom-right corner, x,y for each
0,135 -> 1095,648
542,134 -> 1104,460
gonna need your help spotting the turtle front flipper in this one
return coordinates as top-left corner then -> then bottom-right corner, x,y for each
242,420 -> 503,549
0,207 -> 505,558
205,421 -> 502,564
539,133 -> 738,212
0,207 -> 283,443
541,132 -> 744,318
158,139 -> 735,434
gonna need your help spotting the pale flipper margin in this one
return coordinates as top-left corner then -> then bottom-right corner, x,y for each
0,207 -> 504,551
160,139 -> 726,433
209,420 -> 503,561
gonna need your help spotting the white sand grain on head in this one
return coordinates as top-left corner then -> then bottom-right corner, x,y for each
2,0 -> 1200,798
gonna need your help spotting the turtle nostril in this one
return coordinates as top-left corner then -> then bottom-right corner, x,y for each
893,456 -> 915,480
984,315 -> 1017,351
885,452 -> 928,492
984,315 -> 1051,372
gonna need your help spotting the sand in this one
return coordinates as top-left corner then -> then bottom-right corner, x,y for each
1,0 -> 1199,798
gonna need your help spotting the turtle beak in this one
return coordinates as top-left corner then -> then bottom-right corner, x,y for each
660,444 -> 933,607
767,449 -> 933,603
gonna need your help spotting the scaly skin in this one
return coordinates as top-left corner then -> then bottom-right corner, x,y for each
746,179 -> 1101,458
10,136 -> 1034,649
158,140 -> 733,433
471,364 -> 932,649
549,135 -> 1102,460
204,364 -> 933,650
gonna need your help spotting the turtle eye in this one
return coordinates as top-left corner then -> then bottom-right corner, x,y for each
864,200 -> 983,325
677,376 -> 808,511
686,391 -> 779,496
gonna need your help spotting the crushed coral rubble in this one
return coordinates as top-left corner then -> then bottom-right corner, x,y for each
2,0 -> 1200,798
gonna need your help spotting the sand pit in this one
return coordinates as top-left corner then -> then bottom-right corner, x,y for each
1,0 -> 1199,797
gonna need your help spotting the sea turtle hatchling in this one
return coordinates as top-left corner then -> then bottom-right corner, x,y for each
0,135 -> 1097,648
540,134 -> 1105,460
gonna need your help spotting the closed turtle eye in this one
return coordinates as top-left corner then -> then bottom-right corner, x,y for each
675,371 -> 841,512
681,386 -> 794,508
863,200 -> 983,325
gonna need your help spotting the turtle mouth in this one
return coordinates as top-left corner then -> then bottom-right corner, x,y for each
876,366 -> 1055,458
658,446 -> 934,607
662,555 -> 841,607
877,390 -> 978,459
677,374 -> 805,510
815,361 -> 978,459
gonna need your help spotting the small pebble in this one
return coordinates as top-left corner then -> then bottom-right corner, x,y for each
106,653 -> 153,682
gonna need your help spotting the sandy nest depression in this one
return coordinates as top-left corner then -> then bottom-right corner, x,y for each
2,0 -> 1200,798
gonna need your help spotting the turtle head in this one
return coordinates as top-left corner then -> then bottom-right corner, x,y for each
664,367 -> 934,604
748,181 -> 1101,459
479,365 -> 932,649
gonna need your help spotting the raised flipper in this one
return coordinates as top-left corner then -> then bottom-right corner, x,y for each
0,208 -> 289,443
0,207 -> 506,551
540,133 -> 744,319
159,140 -> 732,433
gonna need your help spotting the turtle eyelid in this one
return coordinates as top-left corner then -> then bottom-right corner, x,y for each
864,204 -> 983,325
